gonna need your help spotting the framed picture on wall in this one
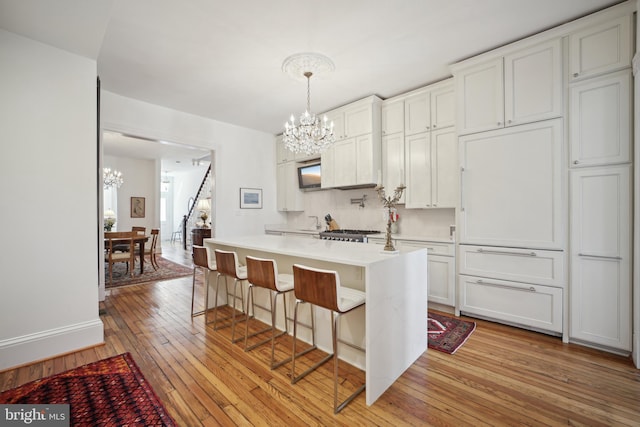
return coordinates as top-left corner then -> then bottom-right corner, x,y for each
131,196 -> 145,218
239,188 -> 262,209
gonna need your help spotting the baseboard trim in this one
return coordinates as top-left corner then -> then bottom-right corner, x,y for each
0,319 -> 104,371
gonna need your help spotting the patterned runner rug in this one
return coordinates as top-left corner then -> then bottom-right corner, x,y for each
0,353 -> 177,426
428,312 -> 476,354
106,256 -> 192,288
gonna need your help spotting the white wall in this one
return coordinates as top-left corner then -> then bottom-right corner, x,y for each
103,154 -> 158,232
100,92 -> 282,238
0,30 -> 103,370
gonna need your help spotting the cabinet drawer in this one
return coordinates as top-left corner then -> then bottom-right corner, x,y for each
460,274 -> 562,333
459,245 -> 564,287
399,240 -> 454,256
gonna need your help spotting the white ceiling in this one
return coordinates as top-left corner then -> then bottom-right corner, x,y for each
0,0 -> 625,163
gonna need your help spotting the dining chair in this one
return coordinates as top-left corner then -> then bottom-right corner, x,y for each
104,231 -> 136,286
143,229 -> 160,270
113,226 -> 146,252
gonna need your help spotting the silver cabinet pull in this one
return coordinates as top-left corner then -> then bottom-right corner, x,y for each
476,279 -> 536,292
578,253 -> 622,261
497,121 -> 502,126
573,72 -> 579,77
477,248 -> 537,257
573,160 -> 579,164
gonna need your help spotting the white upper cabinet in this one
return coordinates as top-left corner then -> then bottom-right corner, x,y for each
430,82 -> 455,130
569,69 -> 631,167
405,127 -> 457,209
381,132 -> 405,203
344,102 -> 374,138
381,99 -> 404,136
569,14 -> 633,82
504,38 -> 563,126
320,96 -> 381,188
405,80 -> 454,136
454,38 -> 562,135
404,91 -> 431,135
455,58 -> 504,135
276,161 -> 304,212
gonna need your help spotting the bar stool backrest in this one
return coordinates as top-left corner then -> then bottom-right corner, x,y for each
214,249 -> 241,278
246,256 -> 278,291
292,264 -> 340,312
192,245 -> 209,269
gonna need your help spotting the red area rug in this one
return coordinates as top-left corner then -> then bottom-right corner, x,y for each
106,256 -> 192,288
0,353 -> 177,426
428,312 -> 476,354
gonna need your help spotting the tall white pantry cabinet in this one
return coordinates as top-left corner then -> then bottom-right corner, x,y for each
451,3 -> 635,351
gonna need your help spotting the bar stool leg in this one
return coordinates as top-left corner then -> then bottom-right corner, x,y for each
332,311 -> 366,414
291,301 -> 331,384
211,273 -> 233,328
230,278 -> 247,343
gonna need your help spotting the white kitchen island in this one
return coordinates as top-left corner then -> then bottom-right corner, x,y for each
204,234 -> 428,406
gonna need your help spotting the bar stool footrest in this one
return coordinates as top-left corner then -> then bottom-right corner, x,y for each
292,351 -> 332,384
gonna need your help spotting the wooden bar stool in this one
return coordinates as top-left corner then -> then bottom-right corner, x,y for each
243,256 -> 295,369
291,264 -> 366,414
191,245 -> 217,317
210,249 -> 248,343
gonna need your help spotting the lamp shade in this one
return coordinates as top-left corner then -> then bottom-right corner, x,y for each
104,209 -> 116,218
197,199 -> 210,211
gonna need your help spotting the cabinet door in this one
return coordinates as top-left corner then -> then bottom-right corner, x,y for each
333,139 -> 357,187
320,145 -> 335,188
504,38 -> 562,126
326,110 -> 345,141
460,274 -> 563,333
430,81 -> 455,130
276,162 -> 304,211
275,135 -> 288,164
570,165 -> 631,351
404,132 -> 431,208
455,58 -> 504,135
459,119 -> 563,249
569,70 -> 631,167
404,91 -> 430,135
428,255 -> 455,306
355,134 -> 376,185
381,99 -> 404,136
431,127 -> 457,208
344,103 -> 372,138
381,133 -> 405,203
569,14 -> 632,81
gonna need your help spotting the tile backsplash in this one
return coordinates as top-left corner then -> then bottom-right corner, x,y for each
285,187 -> 455,239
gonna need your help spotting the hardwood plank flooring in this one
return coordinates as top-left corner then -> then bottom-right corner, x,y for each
1,242 -> 639,426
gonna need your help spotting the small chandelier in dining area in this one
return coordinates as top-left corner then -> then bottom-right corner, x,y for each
282,52 -> 335,155
103,168 -> 123,189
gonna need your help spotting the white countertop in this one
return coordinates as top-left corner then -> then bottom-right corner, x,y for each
206,234 -> 421,267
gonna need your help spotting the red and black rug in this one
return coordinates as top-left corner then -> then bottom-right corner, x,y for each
428,312 -> 476,354
0,353 -> 177,426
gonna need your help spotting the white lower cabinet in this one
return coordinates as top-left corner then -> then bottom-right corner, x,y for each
459,274 -> 563,333
458,244 -> 565,334
569,165 -> 631,351
397,240 -> 455,308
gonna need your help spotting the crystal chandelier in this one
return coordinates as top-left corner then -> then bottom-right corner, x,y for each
103,168 -> 123,189
282,53 -> 335,155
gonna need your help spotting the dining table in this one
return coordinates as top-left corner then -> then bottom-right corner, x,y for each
104,232 -> 150,274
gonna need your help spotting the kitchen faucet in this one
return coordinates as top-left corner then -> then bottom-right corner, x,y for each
309,215 -> 321,230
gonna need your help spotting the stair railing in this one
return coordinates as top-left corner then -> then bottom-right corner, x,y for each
183,165 -> 211,250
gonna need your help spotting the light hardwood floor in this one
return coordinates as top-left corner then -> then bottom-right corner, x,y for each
1,242 -> 639,426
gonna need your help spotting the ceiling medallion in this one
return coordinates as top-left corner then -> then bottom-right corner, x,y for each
282,52 -> 336,155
